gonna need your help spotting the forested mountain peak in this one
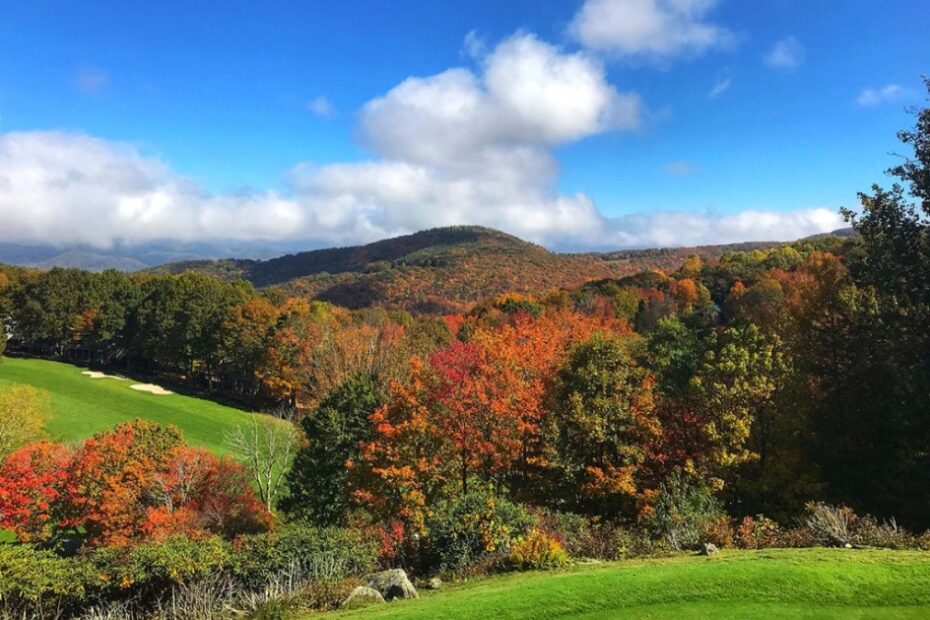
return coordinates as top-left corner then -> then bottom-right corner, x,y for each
152,226 -> 545,284
152,225 -> 798,312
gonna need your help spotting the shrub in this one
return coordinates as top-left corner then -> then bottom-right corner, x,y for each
230,523 -> 377,588
422,482 -> 535,575
735,515 -> 783,549
152,575 -> 234,620
301,577 -> 362,612
0,544 -> 94,619
508,530 -> 569,570
228,579 -> 304,620
804,502 -> 854,547
778,526 -> 816,548
698,515 -> 734,548
851,516 -> 914,549
642,472 -> 724,550
533,510 -> 591,558
96,535 -> 231,594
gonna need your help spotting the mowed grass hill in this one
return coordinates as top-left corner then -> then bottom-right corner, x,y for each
332,548 -> 930,619
0,357 -> 269,453
151,226 -> 781,312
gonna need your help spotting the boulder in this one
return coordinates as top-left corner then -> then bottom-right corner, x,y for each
342,586 -> 386,609
426,577 -> 443,590
699,542 -> 719,556
364,568 -> 419,601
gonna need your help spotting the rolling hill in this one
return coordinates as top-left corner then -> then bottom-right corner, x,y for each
152,226 -> 785,312
0,357 -> 275,454
329,548 -> 930,619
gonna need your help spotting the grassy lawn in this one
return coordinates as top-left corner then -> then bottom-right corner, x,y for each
329,548 -> 930,619
0,356 -> 271,454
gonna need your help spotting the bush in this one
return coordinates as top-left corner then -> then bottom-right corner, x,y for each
698,515 -> 734,548
735,515 -> 783,549
851,516 -> 914,549
534,510 -> 591,558
230,523 -> 377,587
422,482 -> 535,575
152,575 -> 234,620
642,472 -> 724,550
301,577 -> 362,611
95,535 -> 230,594
508,530 -> 569,570
0,544 -> 94,619
228,579 -> 304,619
777,526 -> 816,549
804,502 -> 854,547
547,517 -> 664,561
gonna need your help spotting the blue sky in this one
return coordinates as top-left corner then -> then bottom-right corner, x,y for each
0,0 -> 927,251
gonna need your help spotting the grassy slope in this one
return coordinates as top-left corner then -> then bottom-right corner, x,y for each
331,549 -> 930,619
0,357 -> 267,454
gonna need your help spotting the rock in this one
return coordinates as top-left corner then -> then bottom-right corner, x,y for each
342,586 -> 386,609
365,568 -> 419,601
699,542 -> 719,556
426,577 -> 443,590
844,543 -> 853,549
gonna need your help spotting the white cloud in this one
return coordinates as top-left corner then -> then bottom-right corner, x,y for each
0,130 -> 844,250
764,37 -> 805,70
709,74 -> 731,98
0,33 -> 843,252
856,84 -> 904,107
664,160 -> 697,176
569,0 -> 733,60
603,208 -> 843,249
307,96 -> 336,117
462,30 -> 487,59
75,68 -> 110,94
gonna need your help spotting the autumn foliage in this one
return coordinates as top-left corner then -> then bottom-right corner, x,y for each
0,420 -> 271,547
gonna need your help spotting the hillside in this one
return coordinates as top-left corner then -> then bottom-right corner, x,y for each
0,357 -> 274,454
153,226 -> 786,312
330,549 -> 930,619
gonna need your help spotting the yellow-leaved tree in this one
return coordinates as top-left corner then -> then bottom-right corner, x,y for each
0,385 -> 51,457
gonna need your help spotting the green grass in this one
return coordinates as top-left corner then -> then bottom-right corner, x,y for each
0,356 -> 271,454
329,549 -> 930,619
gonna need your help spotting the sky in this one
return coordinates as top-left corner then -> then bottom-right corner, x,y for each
0,0 -> 927,251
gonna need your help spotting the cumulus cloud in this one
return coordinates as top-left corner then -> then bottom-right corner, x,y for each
856,84 -> 905,107
764,37 -> 805,70
569,0 -> 733,60
307,96 -> 336,117
0,33 -> 843,251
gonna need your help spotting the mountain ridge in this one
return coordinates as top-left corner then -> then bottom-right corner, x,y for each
152,225 -> 838,312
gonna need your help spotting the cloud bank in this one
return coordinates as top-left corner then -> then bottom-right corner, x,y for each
0,22 -> 844,252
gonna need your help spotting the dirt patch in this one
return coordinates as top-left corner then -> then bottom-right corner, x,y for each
81,370 -> 126,380
129,383 -> 174,396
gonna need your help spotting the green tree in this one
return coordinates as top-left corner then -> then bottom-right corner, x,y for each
690,324 -> 789,485
826,78 -> 930,525
548,332 -> 659,517
283,374 -> 384,524
0,385 -> 51,457
132,273 -> 252,379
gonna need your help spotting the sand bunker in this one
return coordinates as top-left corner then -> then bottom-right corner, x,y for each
129,383 -> 174,396
81,370 -> 126,380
